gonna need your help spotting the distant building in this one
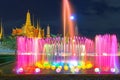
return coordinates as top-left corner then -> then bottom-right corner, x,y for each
75,24 -> 79,36
12,10 -> 51,38
0,21 -> 3,40
46,24 -> 51,38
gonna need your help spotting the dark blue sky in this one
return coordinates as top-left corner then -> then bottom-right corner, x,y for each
0,0 -> 120,38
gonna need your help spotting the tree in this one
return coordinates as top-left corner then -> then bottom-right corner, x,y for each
1,36 -> 16,50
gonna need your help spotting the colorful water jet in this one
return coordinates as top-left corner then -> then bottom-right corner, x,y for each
62,0 -> 75,38
62,0 -> 76,64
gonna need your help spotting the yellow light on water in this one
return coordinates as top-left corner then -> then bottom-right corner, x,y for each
58,66 -> 62,69
64,65 -> 69,71
51,66 -> 56,70
86,63 -> 93,69
46,65 -> 51,69
35,62 -> 44,69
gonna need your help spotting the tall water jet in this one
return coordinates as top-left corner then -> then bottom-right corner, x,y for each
62,0 -> 75,38
62,0 -> 76,62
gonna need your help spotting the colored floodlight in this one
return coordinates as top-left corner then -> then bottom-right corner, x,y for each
35,68 -> 40,73
16,68 -> 23,74
111,68 -> 116,72
95,68 -> 100,72
56,68 -> 61,73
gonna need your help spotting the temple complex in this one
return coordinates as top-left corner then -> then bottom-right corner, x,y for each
12,10 -> 50,38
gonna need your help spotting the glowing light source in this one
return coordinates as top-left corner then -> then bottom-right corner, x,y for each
16,68 -> 23,73
46,65 -> 51,69
71,68 -> 75,73
81,53 -> 85,56
70,16 -> 74,20
69,61 -> 78,66
56,68 -> 61,73
95,68 -> 100,72
86,63 -> 93,69
75,67 -> 79,72
36,62 -> 43,69
111,68 -> 116,72
103,53 -> 107,56
35,68 -> 40,73
58,66 -> 62,69
64,65 -> 69,71
51,66 -> 56,70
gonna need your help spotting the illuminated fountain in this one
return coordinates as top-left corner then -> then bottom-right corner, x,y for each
16,35 -> 119,74
95,34 -> 119,73
16,36 -> 95,74
15,0 -> 120,74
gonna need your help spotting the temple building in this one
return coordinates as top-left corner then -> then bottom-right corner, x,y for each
0,21 -> 3,40
12,10 -> 50,38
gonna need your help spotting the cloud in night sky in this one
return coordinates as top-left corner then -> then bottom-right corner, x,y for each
75,0 -> 120,34
94,0 -> 120,7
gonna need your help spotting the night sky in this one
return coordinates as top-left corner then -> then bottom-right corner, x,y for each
0,0 -> 120,38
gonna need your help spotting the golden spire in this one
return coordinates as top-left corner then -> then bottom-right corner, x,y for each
38,27 -> 42,38
41,29 -> 44,38
32,14 -> 34,27
25,10 -> 31,26
46,24 -> 50,38
0,20 -> 3,39
37,19 -> 39,29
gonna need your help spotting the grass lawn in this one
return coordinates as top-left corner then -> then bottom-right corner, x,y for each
0,55 -> 15,64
